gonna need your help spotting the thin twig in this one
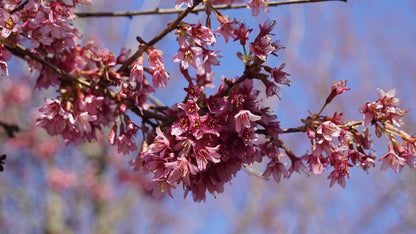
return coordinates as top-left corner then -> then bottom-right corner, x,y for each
76,0 -> 347,18
117,0 -> 204,73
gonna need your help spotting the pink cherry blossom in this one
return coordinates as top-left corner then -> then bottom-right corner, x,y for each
194,145 -> 222,171
148,49 -> 165,69
262,159 -> 289,183
234,110 -> 262,133
152,67 -> 169,88
187,20 -> 216,46
316,121 -> 341,142
379,144 -> 406,173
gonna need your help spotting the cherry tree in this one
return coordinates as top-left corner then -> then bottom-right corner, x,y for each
0,0 -> 415,210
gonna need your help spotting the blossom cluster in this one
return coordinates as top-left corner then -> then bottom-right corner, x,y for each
360,89 -> 415,173
131,18 -> 292,201
0,0 -> 415,202
302,81 -> 415,188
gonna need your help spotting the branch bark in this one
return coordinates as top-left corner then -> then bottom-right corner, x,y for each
76,0 -> 347,18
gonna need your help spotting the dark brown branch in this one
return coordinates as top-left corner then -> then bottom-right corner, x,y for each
117,0 -> 204,73
5,43 -> 92,87
76,0 -> 347,18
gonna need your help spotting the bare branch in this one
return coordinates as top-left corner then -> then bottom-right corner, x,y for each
0,121 -> 19,138
76,0 -> 347,18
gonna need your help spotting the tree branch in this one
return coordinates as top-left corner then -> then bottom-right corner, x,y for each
76,0 -> 347,18
5,44 -> 169,125
117,0 -> 204,73
5,43 -> 92,88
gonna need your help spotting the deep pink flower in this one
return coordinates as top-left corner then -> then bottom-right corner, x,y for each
248,36 -> 275,61
262,159 -> 289,183
77,112 -> 97,134
377,88 -> 401,107
171,116 -> 191,137
187,20 -> 216,46
233,22 -> 252,45
202,49 -> 221,72
129,60 -> 144,83
0,9 -> 20,38
288,156 -> 306,177
173,137 -> 195,158
216,15 -> 238,43
117,47 -> 131,64
198,115 -> 221,138
327,154 -> 352,188
116,134 -> 137,155
100,48 -> 116,67
359,102 -> 377,127
325,80 -> 350,104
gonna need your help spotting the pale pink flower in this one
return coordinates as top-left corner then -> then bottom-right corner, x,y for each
148,49 -> 165,69
165,156 -> 199,185
148,127 -> 170,156
175,0 -> 193,9
129,61 -> 143,83
379,144 -> 405,173
193,145 -> 222,171
234,110 -> 262,133
247,0 -> 269,16
152,67 -> 169,88
248,36 -> 275,61
116,134 -> 138,155
316,121 -> 341,142
233,22 -> 252,45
